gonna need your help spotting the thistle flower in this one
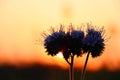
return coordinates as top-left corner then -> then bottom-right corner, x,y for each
70,30 -> 84,56
81,24 -> 106,80
61,30 -> 84,59
44,31 -> 67,56
44,25 -> 84,58
83,26 -> 105,57
43,25 -> 85,80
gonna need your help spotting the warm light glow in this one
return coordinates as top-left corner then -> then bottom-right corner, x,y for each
57,52 -> 63,58
0,0 -> 120,71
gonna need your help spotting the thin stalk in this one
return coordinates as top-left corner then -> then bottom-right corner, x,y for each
81,52 -> 90,80
65,58 -> 70,65
70,55 -> 74,80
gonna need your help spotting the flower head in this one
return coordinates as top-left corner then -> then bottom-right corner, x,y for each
83,25 -> 105,57
70,30 -> 84,56
44,30 -> 67,56
44,25 -> 84,59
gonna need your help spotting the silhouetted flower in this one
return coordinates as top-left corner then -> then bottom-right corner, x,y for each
83,26 -> 105,57
61,30 -> 84,59
44,30 -> 67,56
44,25 -> 84,59
43,24 -> 107,80
70,30 -> 84,56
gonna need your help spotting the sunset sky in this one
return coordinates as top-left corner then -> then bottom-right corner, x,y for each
0,0 -> 120,71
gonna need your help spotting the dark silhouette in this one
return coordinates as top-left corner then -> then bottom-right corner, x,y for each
81,23 -> 106,80
43,24 -> 84,80
43,23 -> 106,80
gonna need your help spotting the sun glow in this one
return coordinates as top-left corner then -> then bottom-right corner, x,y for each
57,52 -> 63,58
0,0 -> 120,71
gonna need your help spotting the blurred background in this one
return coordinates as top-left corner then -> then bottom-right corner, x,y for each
0,0 -> 120,80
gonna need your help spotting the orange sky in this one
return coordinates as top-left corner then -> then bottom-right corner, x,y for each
0,0 -> 120,71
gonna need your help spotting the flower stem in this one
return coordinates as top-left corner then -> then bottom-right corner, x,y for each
70,55 -> 74,80
65,58 -> 70,65
81,52 -> 90,80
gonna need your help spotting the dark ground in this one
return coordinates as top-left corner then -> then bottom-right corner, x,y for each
0,64 -> 120,80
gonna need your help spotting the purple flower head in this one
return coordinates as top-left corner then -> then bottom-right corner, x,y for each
44,31 -> 67,56
70,30 -> 84,56
43,25 -> 85,59
83,26 -> 105,57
